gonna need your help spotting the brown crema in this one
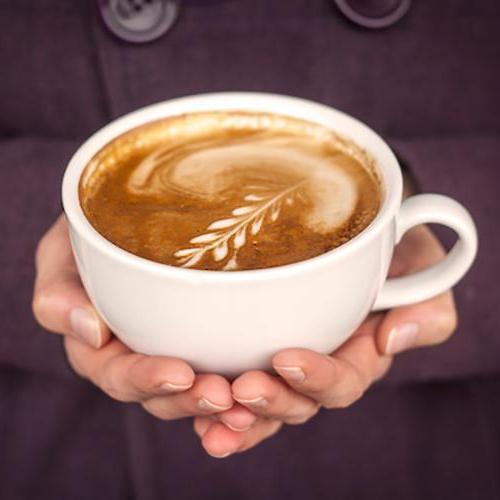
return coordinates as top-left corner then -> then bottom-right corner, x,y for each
80,112 -> 382,271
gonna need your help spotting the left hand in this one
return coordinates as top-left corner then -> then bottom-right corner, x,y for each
193,224 -> 458,458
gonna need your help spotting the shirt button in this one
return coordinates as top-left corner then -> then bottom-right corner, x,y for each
98,0 -> 180,43
333,0 -> 411,29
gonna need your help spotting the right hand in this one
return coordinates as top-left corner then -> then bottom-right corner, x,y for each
32,215 -> 256,435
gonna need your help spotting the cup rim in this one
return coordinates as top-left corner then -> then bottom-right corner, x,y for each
62,92 -> 402,282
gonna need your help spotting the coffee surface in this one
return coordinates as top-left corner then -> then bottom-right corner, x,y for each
80,112 -> 381,270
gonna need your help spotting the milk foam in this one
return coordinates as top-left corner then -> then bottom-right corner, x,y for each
128,133 -> 357,236
81,112 -> 380,271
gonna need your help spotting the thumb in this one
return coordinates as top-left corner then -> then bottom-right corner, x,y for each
377,291 -> 458,355
32,215 -> 110,348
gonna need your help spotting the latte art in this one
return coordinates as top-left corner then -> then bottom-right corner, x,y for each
129,136 -> 358,269
80,112 -> 381,270
174,180 -> 306,270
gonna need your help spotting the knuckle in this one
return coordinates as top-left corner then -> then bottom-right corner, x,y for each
318,359 -> 370,409
98,375 -> 117,398
123,354 -> 150,385
63,337 -> 95,382
323,388 -> 364,410
434,308 -> 459,344
31,294 -> 46,326
285,414 -> 311,425
32,291 -> 53,330
97,369 -> 132,403
65,352 -> 87,379
364,364 -> 379,387
32,284 -> 67,334
322,397 -> 338,410
65,345 -> 131,404
142,400 -> 176,421
141,400 -> 160,417
329,395 -> 358,410
373,359 -> 393,382
322,400 -> 337,410
100,383 -> 131,403
347,387 -> 365,406
285,404 -> 320,425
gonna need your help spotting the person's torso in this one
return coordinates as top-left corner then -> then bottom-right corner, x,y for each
1,0 -> 499,140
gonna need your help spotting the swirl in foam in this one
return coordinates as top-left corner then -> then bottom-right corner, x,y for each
80,112 -> 381,271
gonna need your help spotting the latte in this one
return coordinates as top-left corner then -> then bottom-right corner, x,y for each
79,112 -> 381,271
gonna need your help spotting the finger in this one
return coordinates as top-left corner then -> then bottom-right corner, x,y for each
195,418 -> 282,458
272,315 -> 392,409
382,224 -> 457,354
33,215 -> 110,347
231,371 -> 319,424
142,374 -> 233,420
216,404 -> 258,432
193,416 -> 214,438
388,225 -> 446,278
64,336 -> 195,401
377,290 -> 457,355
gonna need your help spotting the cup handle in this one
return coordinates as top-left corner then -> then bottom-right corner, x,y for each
372,194 -> 478,311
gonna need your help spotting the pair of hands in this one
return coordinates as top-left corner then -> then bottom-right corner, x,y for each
33,215 -> 457,458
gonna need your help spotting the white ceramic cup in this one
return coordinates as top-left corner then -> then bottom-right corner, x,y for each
62,93 -> 478,375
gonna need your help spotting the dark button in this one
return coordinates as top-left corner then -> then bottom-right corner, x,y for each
333,0 -> 411,29
98,0 -> 180,43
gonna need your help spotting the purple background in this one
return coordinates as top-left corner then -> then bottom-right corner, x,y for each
0,1 -> 499,498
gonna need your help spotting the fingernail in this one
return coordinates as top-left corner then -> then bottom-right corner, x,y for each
69,308 -> 102,347
274,365 -> 306,383
221,421 -> 252,432
159,381 -> 193,393
385,323 -> 420,354
197,398 -> 231,412
234,396 -> 268,409
210,451 -> 232,459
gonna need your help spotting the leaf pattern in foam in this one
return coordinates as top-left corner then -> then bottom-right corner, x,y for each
174,181 -> 305,269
